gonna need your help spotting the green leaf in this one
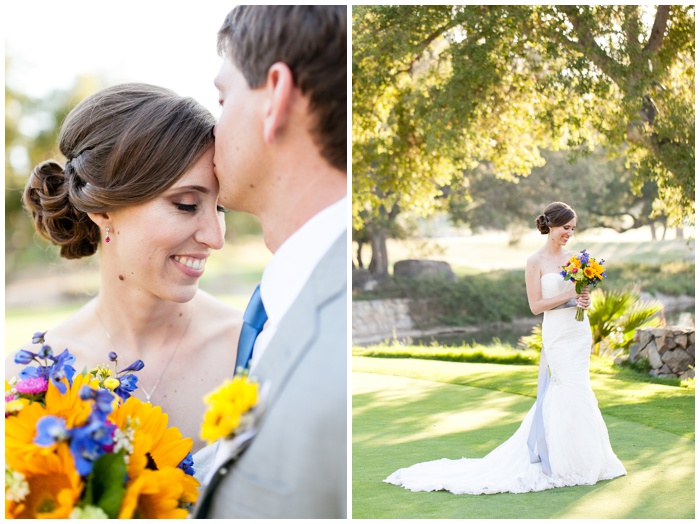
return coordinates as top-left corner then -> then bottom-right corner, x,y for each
84,452 -> 127,519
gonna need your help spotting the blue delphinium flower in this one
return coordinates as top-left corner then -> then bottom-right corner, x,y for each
177,452 -> 195,476
70,417 -> 113,476
118,359 -> 145,374
114,373 -> 139,401
80,386 -> 115,416
32,331 -> 47,345
14,350 -> 36,365
34,416 -> 70,446
18,346 -> 76,394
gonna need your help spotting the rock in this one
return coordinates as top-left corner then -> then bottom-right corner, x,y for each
687,344 -> 695,359
661,348 -> 694,374
651,328 -> 668,338
680,368 -> 695,380
658,364 -> 672,374
637,330 -> 653,349
638,346 -> 649,361
393,260 -> 456,281
655,335 -> 676,354
647,342 -> 663,369
689,332 -> 695,345
629,342 -> 642,363
351,298 -> 414,341
676,334 -> 688,350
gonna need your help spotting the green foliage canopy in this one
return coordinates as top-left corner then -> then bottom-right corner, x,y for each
353,5 -> 695,235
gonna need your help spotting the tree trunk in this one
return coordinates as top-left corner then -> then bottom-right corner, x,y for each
675,227 -> 684,240
649,222 -> 657,241
356,241 -> 365,269
368,229 -> 389,275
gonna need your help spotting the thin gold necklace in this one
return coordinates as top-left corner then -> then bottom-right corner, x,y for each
94,306 -> 193,403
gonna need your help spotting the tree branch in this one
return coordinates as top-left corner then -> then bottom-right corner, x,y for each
643,5 -> 671,54
558,6 -> 627,87
396,19 -> 462,75
622,5 -> 642,55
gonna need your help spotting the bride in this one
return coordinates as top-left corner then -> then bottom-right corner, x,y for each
6,83 -> 242,454
384,201 -> 626,494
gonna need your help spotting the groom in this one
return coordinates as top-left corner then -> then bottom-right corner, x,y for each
194,6 -> 347,519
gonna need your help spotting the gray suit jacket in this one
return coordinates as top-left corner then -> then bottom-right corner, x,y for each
196,233 -> 347,518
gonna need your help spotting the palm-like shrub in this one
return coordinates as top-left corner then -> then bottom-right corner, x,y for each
517,323 -> 543,353
587,286 -> 663,356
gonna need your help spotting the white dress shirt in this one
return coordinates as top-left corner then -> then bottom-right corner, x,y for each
249,196 -> 347,371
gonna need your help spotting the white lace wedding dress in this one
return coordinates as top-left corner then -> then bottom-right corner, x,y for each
384,273 -> 626,494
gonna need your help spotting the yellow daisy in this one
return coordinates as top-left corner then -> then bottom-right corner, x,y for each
201,375 -> 259,445
5,443 -> 83,519
118,467 -> 199,519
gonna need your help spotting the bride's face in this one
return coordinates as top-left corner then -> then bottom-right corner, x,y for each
105,147 -> 226,303
550,218 -> 576,246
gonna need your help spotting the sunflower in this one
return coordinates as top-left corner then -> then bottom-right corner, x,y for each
5,443 -> 83,519
110,397 -> 193,478
583,267 -> 596,279
5,401 -> 47,469
5,374 -> 98,468
44,373 -> 101,427
118,467 -> 199,519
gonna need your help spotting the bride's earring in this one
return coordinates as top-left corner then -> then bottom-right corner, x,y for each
105,227 -> 111,243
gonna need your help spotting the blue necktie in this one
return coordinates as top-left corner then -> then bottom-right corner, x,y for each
235,284 -> 268,372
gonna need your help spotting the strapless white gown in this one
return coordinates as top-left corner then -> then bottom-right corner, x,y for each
384,273 -> 626,494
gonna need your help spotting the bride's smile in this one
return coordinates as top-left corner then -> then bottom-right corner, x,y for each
102,147 -> 226,304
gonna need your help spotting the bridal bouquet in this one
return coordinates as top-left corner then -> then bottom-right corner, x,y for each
5,332 -> 198,519
561,249 -> 606,321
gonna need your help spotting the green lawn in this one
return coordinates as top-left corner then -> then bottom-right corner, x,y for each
352,356 -> 695,519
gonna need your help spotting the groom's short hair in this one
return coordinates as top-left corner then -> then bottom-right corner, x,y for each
217,5 -> 346,172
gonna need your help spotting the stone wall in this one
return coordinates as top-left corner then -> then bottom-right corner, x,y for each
352,299 -> 414,344
629,327 -> 695,379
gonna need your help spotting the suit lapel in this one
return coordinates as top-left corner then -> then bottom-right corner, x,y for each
254,232 -> 346,406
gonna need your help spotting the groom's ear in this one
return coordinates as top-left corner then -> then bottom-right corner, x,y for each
262,62 -> 295,144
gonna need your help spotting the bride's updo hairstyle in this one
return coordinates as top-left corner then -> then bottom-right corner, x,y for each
23,83 -> 215,259
535,202 -> 576,235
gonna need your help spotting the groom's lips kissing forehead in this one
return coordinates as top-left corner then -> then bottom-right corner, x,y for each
171,254 -> 209,277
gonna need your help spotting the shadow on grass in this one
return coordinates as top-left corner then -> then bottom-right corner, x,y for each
352,369 -> 695,519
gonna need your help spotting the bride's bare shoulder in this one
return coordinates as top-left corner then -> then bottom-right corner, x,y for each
525,251 -> 545,273
193,290 -> 244,336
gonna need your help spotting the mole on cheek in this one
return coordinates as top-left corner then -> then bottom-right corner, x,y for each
119,275 -> 125,281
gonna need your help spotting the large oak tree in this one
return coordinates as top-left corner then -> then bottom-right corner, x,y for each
353,5 -> 694,274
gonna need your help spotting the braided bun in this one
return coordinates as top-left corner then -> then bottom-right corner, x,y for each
23,160 -> 100,259
22,83 -> 216,261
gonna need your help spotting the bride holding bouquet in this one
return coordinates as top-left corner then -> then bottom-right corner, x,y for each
385,201 -> 626,494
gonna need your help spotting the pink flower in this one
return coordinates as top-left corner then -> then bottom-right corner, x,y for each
572,268 -> 578,273
15,376 -> 48,395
